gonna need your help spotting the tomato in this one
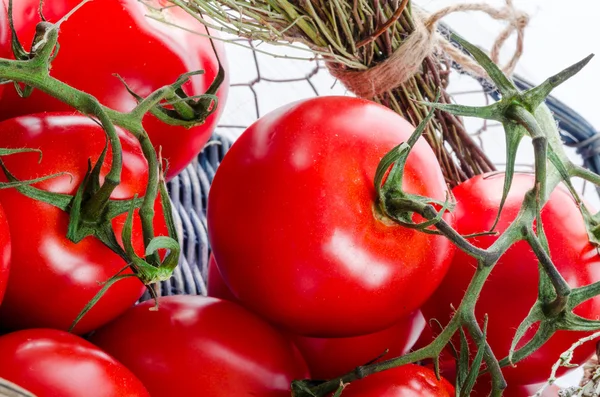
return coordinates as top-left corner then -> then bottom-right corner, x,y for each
90,295 -> 309,397
207,96 -> 455,337
0,113 -> 163,334
0,328 -> 149,397
0,204 -> 9,307
422,173 -> 600,384
0,0 -> 228,180
292,311 -> 426,380
328,364 -> 454,396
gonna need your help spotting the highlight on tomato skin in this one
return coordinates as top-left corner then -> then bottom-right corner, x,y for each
422,172 -> 600,385
90,295 -> 310,397
0,328 -> 150,397
0,0 -> 229,180
207,96 -> 456,338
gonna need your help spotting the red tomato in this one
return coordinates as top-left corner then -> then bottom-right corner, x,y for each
0,328 -> 149,397
207,96 -> 455,337
0,204 -> 9,306
329,364 -> 454,396
422,173 -> 600,384
292,311 -> 426,380
0,113 -> 164,334
0,0 -> 228,180
91,295 -> 309,397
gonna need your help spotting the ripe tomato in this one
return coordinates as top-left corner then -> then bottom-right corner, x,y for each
0,113 -> 163,334
422,173 -> 600,384
207,96 -> 455,337
0,0 -> 228,180
0,204 -> 9,307
0,328 -> 149,397
329,364 -> 454,396
292,311 -> 426,380
91,295 -> 309,397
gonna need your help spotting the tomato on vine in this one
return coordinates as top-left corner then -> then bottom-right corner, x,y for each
0,0 -> 228,180
0,113 -> 165,334
0,328 -> 150,397
91,295 -> 309,397
208,96 -> 455,338
422,172 -> 600,385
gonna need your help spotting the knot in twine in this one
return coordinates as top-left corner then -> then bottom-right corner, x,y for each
326,0 -> 530,99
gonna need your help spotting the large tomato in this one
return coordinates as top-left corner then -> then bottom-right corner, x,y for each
0,0 -> 228,180
90,295 -> 309,397
0,329 -> 149,397
207,96 -> 455,337
422,173 -> 600,384
0,113 -> 163,334
329,364 -> 454,396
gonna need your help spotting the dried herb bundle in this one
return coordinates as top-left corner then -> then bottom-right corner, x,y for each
166,0 -> 527,185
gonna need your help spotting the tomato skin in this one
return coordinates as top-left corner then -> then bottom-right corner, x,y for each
422,173 -> 600,384
0,113 -> 162,334
291,311 -> 426,380
90,295 -> 309,397
0,0 -> 228,180
329,364 -> 454,396
0,4 -> 8,101
0,204 -> 9,306
208,96 -> 455,337
0,328 -> 149,397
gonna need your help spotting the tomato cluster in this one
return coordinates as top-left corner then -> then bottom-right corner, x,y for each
0,0 -> 597,396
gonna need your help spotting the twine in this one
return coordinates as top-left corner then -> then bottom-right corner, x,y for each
326,0 -> 530,99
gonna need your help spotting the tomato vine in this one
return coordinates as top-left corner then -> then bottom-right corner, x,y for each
0,0 -> 223,329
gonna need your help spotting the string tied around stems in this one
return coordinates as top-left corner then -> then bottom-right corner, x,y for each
325,0 -> 530,99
